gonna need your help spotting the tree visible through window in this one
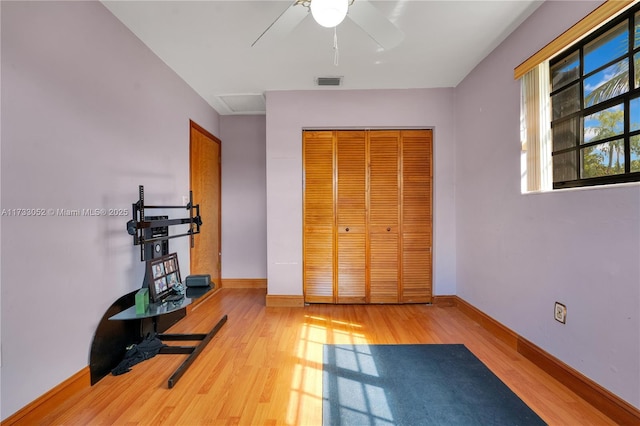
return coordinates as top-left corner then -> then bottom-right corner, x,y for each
549,5 -> 640,189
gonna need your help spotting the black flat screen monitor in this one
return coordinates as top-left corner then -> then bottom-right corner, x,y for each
146,252 -> 181,302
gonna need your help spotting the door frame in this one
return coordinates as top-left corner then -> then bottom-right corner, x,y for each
189,119 -> 222,290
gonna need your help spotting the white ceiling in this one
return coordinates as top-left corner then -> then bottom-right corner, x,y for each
102,0 -> 542,115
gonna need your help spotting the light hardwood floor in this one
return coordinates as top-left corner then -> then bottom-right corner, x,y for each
37,288 -> 615,425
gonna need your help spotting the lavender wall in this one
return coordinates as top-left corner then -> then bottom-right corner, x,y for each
219,115 -> 267,279
265,89 -> 456,297
0,1 -> 219,419
455,1 -> 640,408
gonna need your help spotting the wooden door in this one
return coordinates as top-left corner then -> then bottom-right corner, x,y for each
302,129 -> 432,304
401,130 -> 432,303
368,131 -> 400,303
190,120 -> 221,290
336,131 -> 367,303
303,131 -> 335,303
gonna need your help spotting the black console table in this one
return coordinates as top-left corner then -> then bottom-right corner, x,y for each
108,291 -> 226,388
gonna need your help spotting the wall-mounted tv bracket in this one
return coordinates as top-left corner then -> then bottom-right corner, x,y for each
126,185 -> 202,261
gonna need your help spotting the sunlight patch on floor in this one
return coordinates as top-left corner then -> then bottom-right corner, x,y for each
286,313 -> 394,425
327,344 -> 394,424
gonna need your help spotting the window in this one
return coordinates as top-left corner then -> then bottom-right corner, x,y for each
549,4 -> 640,189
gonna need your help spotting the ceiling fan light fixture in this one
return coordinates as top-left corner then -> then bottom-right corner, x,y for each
310,0 -> 348,28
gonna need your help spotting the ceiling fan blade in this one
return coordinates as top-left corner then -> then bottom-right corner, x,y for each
251,1 -> 309,47
347,0 -> 404,50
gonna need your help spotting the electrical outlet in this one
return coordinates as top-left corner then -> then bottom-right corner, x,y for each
554,302 -> 567,324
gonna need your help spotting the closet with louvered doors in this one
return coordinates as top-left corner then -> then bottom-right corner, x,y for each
303,129 -> 432,304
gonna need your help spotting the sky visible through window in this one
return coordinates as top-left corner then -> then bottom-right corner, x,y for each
554,18 -> 640,178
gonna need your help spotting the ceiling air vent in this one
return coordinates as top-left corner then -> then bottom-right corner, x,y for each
315,76 -> 342,87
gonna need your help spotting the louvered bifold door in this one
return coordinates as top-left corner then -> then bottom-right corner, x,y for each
336,131 -> 367,303
303,131 -> 335,303
368,131 -> 401,303
400,130 -> 433,303
303,129 -> 432,305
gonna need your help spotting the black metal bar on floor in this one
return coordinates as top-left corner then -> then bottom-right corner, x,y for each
167,314 -> 228,389
160,346 -> 195,355
158,333 -> 209,341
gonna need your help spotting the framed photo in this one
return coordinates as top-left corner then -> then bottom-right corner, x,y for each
166,272 -> 179,288
152,262 -> 165,279
554,302 -> 567,324
146,252 -> 182,302
154,277 -> 167,293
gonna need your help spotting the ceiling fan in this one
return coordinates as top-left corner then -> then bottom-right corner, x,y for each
251,0 -> 404,50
